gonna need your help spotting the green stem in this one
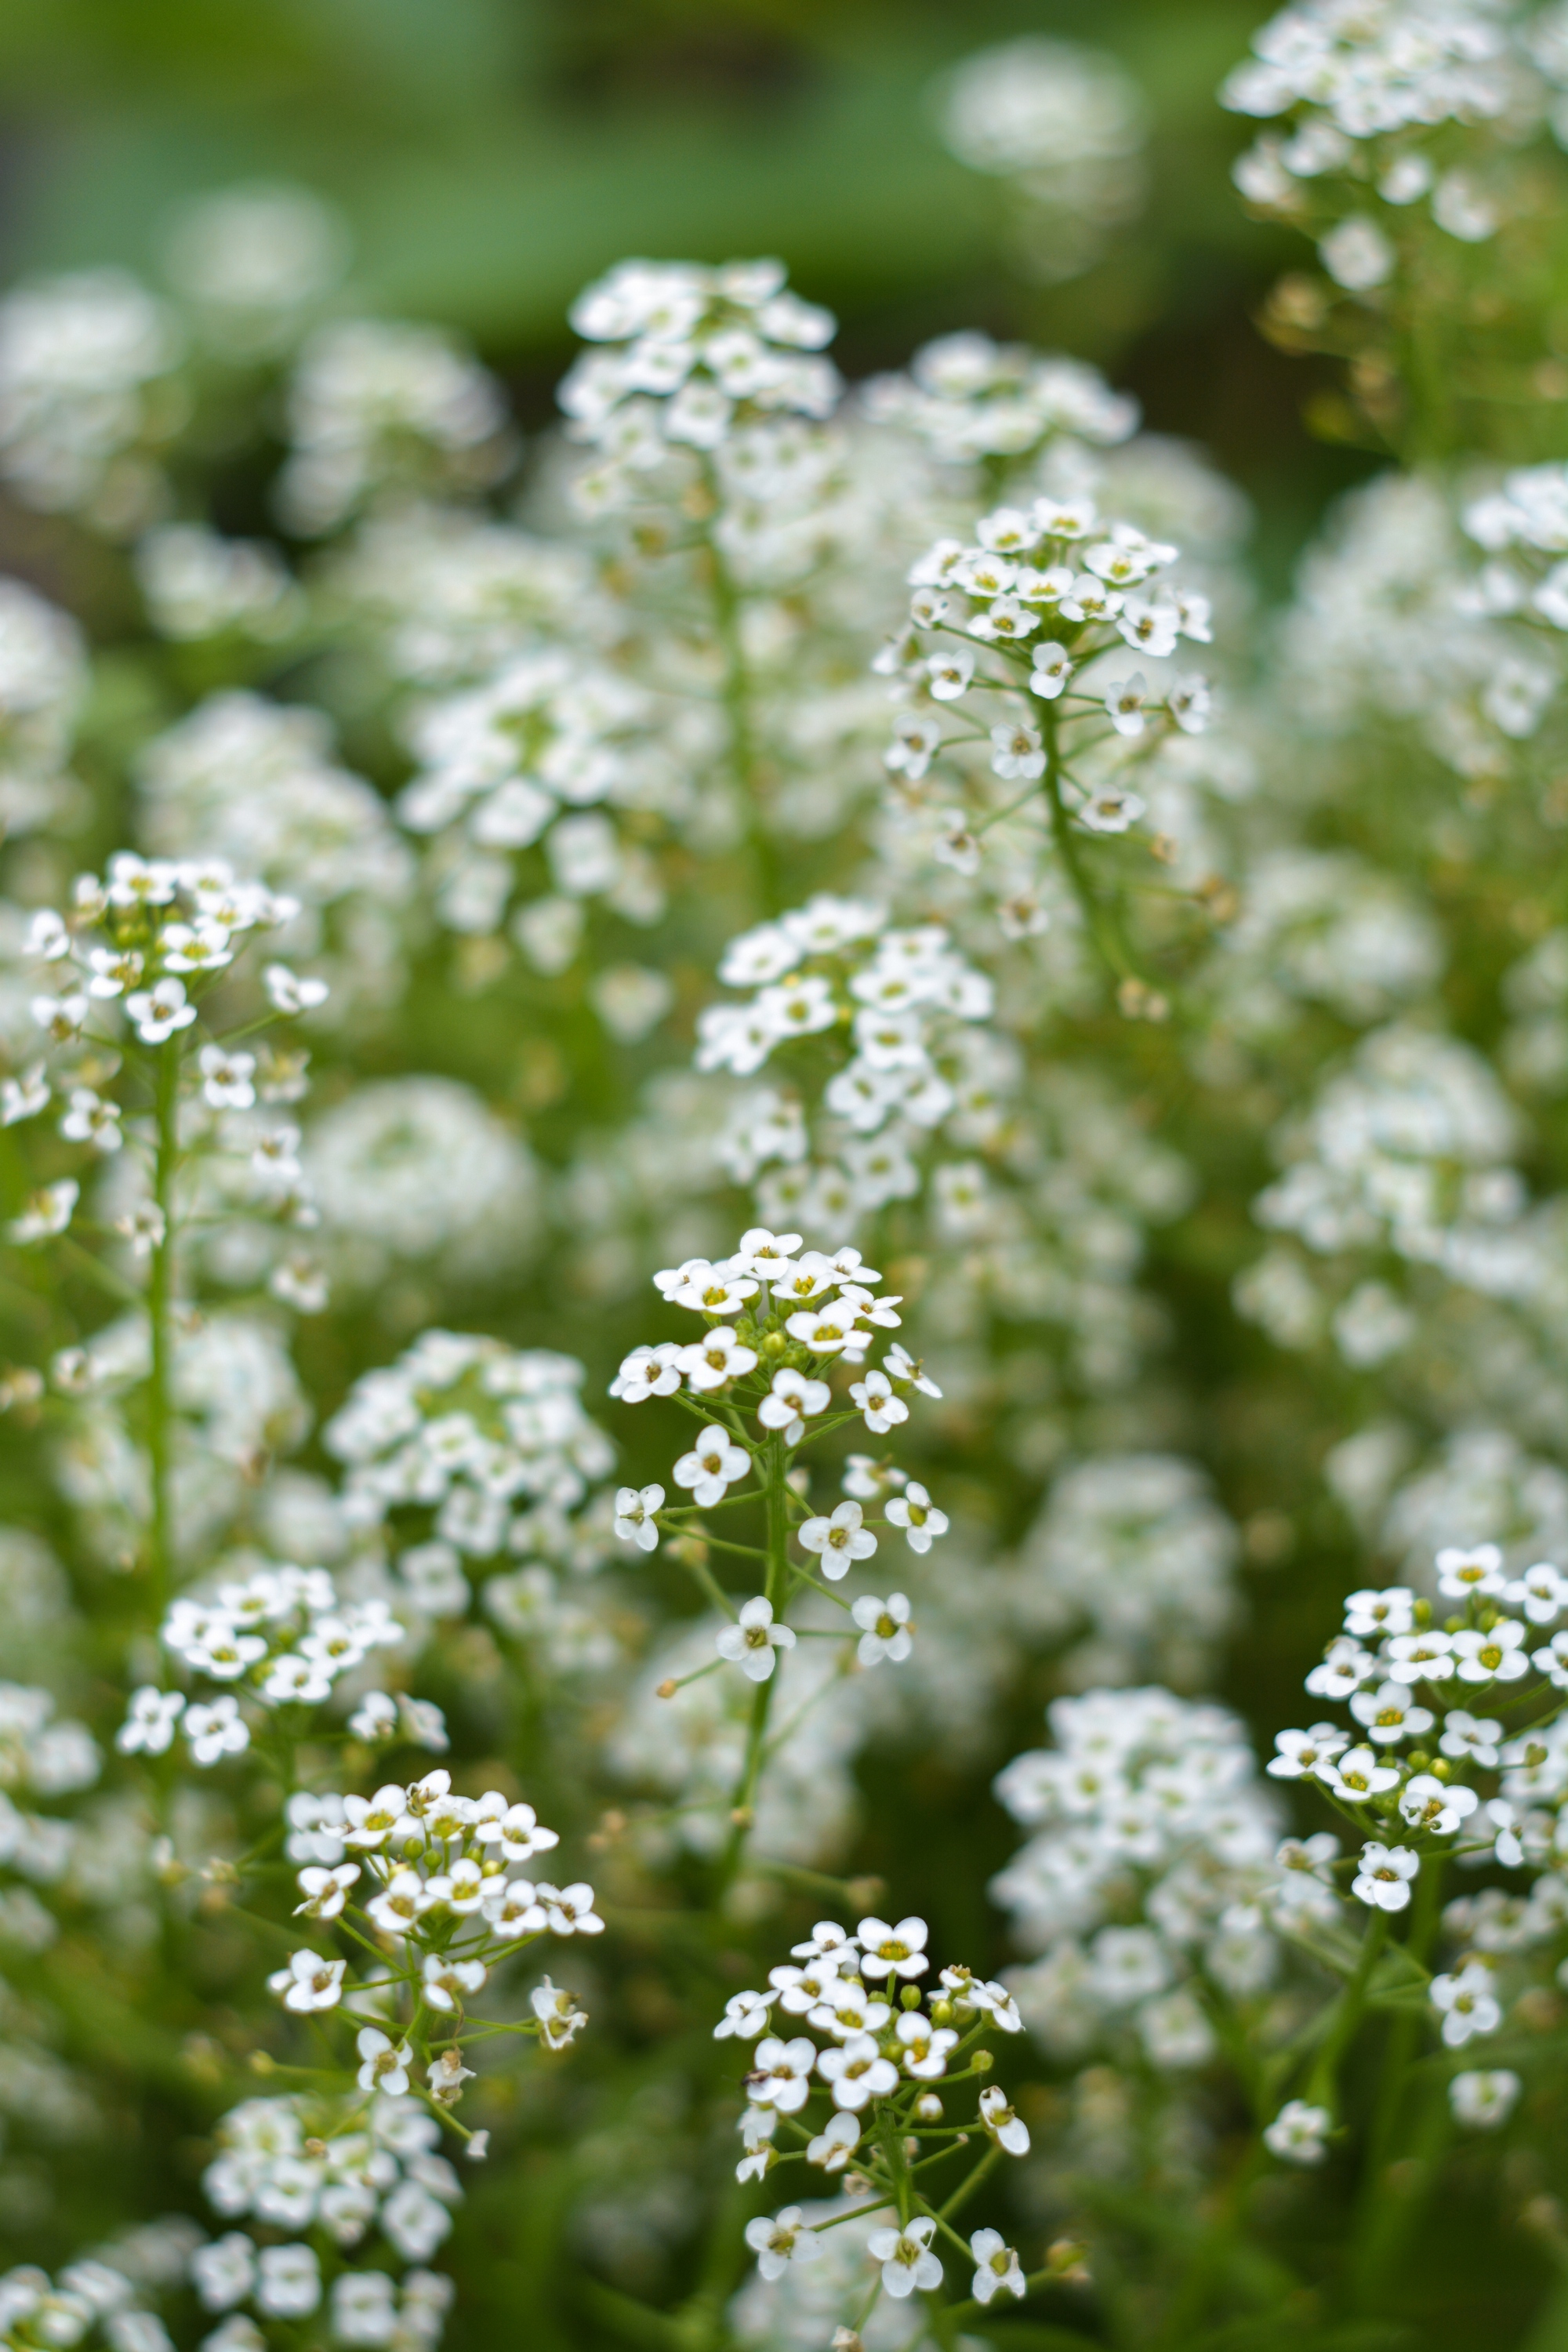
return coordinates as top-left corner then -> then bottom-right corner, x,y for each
1305,1908 -> 1390,2114
145,1035 -> 180,1614
714,1438 -> 788,1890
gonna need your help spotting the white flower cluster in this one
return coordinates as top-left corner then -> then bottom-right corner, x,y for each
559,257 -> 839,513
1009,1454 -> 1240,1686
0,269 -> 184,534
277,318 -> 514,535
861,331 -> 1138,466
117,1563 -> 406,1766
697,895 -> 1004,1228
325,1331 -> 616,1588
0,577 -> 86,837
194,2233 -> 451,2352
200,2092 -> 466,2265
395,645 -> 692,949
1223,0 -> 1552,286
304,1079 -> 539,1292
0,1683 -> 99,1896
879,494 -> 1212,899
993,1688 -> 1283,2067
0,2259 -> 172,2352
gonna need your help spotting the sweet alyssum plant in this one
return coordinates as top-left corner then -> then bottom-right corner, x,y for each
1,5 -> 1568,2345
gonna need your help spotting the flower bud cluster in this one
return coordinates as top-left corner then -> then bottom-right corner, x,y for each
117,1564 -> 406,1766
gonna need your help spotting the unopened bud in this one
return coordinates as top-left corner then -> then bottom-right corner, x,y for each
1047,2238 -> 1091,2285
913,2092 -> 943,2122
656,1679 -> 677,1700
832,2332 -> 864,2352
973,2048 -> 993,2071
249,2050 -> 275,2075
901,1984 -> 921,2010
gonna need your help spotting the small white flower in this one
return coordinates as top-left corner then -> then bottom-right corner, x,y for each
294,1862 -> 360,1921
804,2111 -> 859,2170
613,1483 -> 665,1551
1435,1544 -> 1506,1601
356,2026 -> 413,2094
185,1697 -> 251,1766
1431,1961 -> 1501,2049
1103,673 -> 1149,736
9,1178 -> 79,1243
884,1482 -> 948,1552
612,1341 -> 684,1401
847,1369 -> 908,1435
1450,2069 -> 1520,2129
532,1976 -> 589,2049
1398,1773 -> 1478,1838
0,1062 -> 49,1124
851,1592 -> 913,1667
743,2206 -> 821,2283
1352,1842 -> 1420,1913
798,1500 -> 877,1580
746,2034 -> 817,2114
866,2216 -> 942,2299
856,1913 -> 927,1979
970,2229 -> 1025,2304
263,963 -> 328,1014
677,1327 -> 759,1392
1264,2100 -> 1331,2166
422,1953 -> 488,2010
673,1424 -> 751,1506
714,1987 -> 772,2041
535,1880 -> 604,1936
816,2032 -> 898,2111
1450,1622 -> 1529,1684
978,2083 -> 1030,2154
717,1595 -> 797,1682
267,1949 -> 347,2012
198,1043 -> 256,1109
256,2243 -> 320,2319
884,1341 -> 941,1397
1029,641 -> 1073,699
125,977 -> 197,1044
117,1686 -> 184,1755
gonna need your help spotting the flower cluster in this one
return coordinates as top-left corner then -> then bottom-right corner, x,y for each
724,1910 -> 1041,2321
697,895 -> 1005,1228
559,257 -> 839,508
862,330 -> 1138,466
394,645 -> 691,951
325,1331 -> 617,1587
200,2092 -> 465,2263
992,1688 -> 1283,2065
117,1563 -> 406,1766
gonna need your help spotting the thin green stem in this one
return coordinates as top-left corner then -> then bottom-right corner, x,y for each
145,1035 -> 180,1614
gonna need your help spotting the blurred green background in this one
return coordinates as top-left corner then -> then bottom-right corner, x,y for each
0,0 -> 1373,589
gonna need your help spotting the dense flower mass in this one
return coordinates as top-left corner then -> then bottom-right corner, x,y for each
2,21 -> 1568,2339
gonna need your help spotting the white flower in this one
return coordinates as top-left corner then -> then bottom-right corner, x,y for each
884,1483 -> 948,1552
804,2111 -> 859,2170
613,1483 -> 664,1551
428,2048 -> 476,2106
883,1341 -> 941,1397
267,1949 -> 347,2012
1397,1773 -> 1478,1838
0,1062 -> 49,1124
612,1343 -> 683,1402
785,1305 -> 858,1356
256,2244 -> 320,2319
970,2229 -> 1025,2303
263,963 -> 328,1013
60,1088 -> 122,1151
9,1178 -> 79,1243
1435,1544 -> 1506,1601
1103,673 -> 1149,736
125,977 -> 197,1043
746,2034 -> 816,2113
1439,1711 -> 1502,1766
895,2011 -> 957,2078
1503,1562 -> 1568,1624
535,1880 -> 604,1935
532,1977 -> 589,2049
798,1501 -> 877,1580
1432,1962 -> 1501,2049
1450,1622 -> 1529,1683
847,1369 -> 908,1434
714,1987 -> 771,2040
978,2083 -> 1030,2154
743,2207 -> 821,2283
198,1043 -> 256,1109
1344,1586 -> 1415,1639
1352,1842 -> 1419,1913
191,2233 -> 256,2312
116,1686 -> 184,1755
851,1592 -> 913,1667
990,720 -> 1044,779
927,648 -> 974,700
1319,216 -> 1393,291
1264,2100 -> 1331,2166
866,2216 -> 942,2298
757,1366 -> 831,1445
185,1697 -> 251,1766
673,1425 -> 751,1506
1323,1747 -> 1400,1802
856,1913 -> 928,1979
356,2026 -> 412,2094
817,2032 -> 898,2111
1266,1723 -> 1345,1780
1349,1682 -> 1433,1745
717,1596 -> 797,1682
422,1953 -> 487,2010
677,1327 -> 758,1392
294,1862 -> 359,1921
1449,2069 -> 1520,2129
1029,641 -> 1072,699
